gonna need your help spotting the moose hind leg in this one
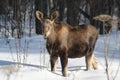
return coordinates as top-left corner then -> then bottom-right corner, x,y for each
92,54 -> 98,70
85,54 -> 93,70
50,55 -> 58,72
60,54 -> 68,77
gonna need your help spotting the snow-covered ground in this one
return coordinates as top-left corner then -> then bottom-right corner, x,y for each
0,31 -> 120,80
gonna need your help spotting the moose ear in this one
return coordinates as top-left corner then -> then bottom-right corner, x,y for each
51,11 -> 59,21
36,11 -> 43,21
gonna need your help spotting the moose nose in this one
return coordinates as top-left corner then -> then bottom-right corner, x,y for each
44,34 -> 47,39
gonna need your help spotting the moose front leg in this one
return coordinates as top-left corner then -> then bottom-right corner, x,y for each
50,55 -> 58,72
60,54 -> 68,77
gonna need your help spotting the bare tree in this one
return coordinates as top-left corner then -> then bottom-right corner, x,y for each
87,0 -> 115,34
13,0 -> 22,38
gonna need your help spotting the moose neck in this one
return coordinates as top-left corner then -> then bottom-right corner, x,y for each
47,24 -> 58,44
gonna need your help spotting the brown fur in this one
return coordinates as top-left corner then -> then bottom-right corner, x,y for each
36,11 -> 98,77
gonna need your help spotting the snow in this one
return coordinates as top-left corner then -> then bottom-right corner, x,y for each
0,31 -> 120,80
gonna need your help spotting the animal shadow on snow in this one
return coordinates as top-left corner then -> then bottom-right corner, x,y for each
57,66 -> 86,72
48,66 -> 86,76
0,60 -> 46,69
0,60 -> 86,77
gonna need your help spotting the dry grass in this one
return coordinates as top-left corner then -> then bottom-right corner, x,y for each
94,14 -> 120,80
0,65 -> 20,80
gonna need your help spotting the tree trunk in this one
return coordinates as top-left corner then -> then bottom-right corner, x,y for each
57,0 -> 66,21
66,0 -> 80,26
116,0 -> 120,17
13,0 -> 22,38
35,0 -> 48,34
0,0 -> 6,14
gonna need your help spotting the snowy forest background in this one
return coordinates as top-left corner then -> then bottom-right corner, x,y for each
0,0 -> 120,80
0,0 -> 120,38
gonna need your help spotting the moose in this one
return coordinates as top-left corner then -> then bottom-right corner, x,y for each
36,11 -> 98,77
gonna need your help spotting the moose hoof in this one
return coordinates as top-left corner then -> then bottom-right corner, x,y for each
51,69 -> 56,73
85,68 -> 91,71
62,72 -> 68,77
93,65 -> 98,70
94,67 -> 98,70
